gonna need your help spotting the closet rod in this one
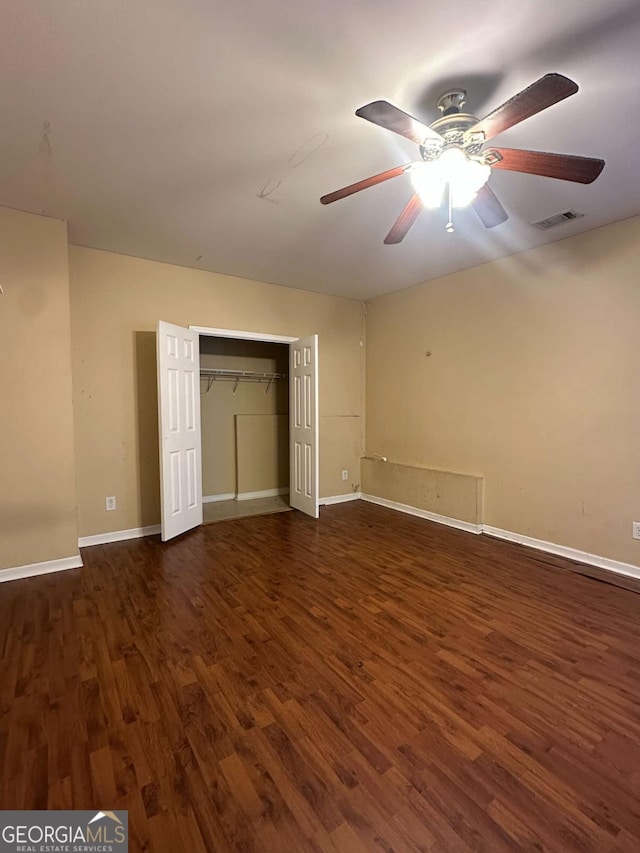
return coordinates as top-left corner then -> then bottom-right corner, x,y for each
200,367 -> 287,394
200,368 -> 286,379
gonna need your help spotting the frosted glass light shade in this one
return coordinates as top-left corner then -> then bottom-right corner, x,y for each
411,148 -> 491,209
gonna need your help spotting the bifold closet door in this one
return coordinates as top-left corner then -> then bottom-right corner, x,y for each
289,334 -> 319,518
157,321 -> 203,541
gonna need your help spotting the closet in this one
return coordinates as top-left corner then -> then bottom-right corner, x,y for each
199,336 -> 290,522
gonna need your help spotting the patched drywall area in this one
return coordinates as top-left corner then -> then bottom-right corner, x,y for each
362,459 -> 483,526
236,415 -> 289,497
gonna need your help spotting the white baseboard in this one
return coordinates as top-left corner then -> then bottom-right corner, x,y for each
78,524 -> 161,548
358,492 -> 640,581
203,493 -> 235,504
360,493 -> 482,534
236,487 -> 289,501
0,554 -> 83,584
482,525 -> 640,581
320,493 -> 362,505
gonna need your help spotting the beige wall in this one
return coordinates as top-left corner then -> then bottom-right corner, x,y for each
200,339 -> 288,497
9,205 -> 636,570
69,246 -> 365,537
0,206 -> 78,571
366,215 -> 640,566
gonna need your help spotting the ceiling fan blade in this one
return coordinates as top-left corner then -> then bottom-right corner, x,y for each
384,193 -> 423,244
467,74 -> 579,142
320,164 -> 411,205
472,184 -> 509,228
484,147 -> 605,184
356,101 -> 443,146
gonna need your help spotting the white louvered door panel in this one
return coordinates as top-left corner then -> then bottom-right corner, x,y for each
289,334 -> 319,518
157,321 -> 203,540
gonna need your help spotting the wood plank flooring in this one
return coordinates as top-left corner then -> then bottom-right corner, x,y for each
2,502 -> 640,851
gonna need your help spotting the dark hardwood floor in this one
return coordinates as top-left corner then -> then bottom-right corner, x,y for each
2,502 -> 640,851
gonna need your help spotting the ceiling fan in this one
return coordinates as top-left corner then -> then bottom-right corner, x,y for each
320,73 -> 605,243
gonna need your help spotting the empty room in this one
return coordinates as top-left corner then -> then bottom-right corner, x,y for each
1,1 -> 640,851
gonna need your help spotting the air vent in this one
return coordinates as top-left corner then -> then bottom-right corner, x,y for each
532,209 -> 585,230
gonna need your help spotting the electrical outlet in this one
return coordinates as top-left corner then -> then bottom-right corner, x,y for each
341,469 -> 348,481
105,496 -> 117,511
633,522 -> 640,540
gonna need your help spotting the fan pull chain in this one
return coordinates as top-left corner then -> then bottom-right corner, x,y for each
446,182 -> 454,233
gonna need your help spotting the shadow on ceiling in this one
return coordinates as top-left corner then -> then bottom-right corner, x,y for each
412,0 -> 640,122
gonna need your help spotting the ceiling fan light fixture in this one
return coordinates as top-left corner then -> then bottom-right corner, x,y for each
322,75 -> 603,243
411,148 -> 491,210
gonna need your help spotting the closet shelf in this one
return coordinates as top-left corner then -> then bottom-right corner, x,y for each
200,367 -> 287,394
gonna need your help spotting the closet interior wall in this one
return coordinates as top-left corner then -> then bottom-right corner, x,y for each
199,337 -> 289,501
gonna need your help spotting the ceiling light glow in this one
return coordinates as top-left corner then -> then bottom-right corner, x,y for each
410,148 -> 491,210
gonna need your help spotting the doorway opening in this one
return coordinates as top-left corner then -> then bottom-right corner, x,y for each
199,335 -> 291,524
157,321 -> 319,541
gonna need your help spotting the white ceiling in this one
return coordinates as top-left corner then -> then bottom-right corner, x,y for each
1,0 -> 639,300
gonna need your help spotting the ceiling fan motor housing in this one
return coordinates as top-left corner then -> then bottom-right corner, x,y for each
437,88 -> 466,115
420,114 -> 483,160
420,89 -> 484,160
